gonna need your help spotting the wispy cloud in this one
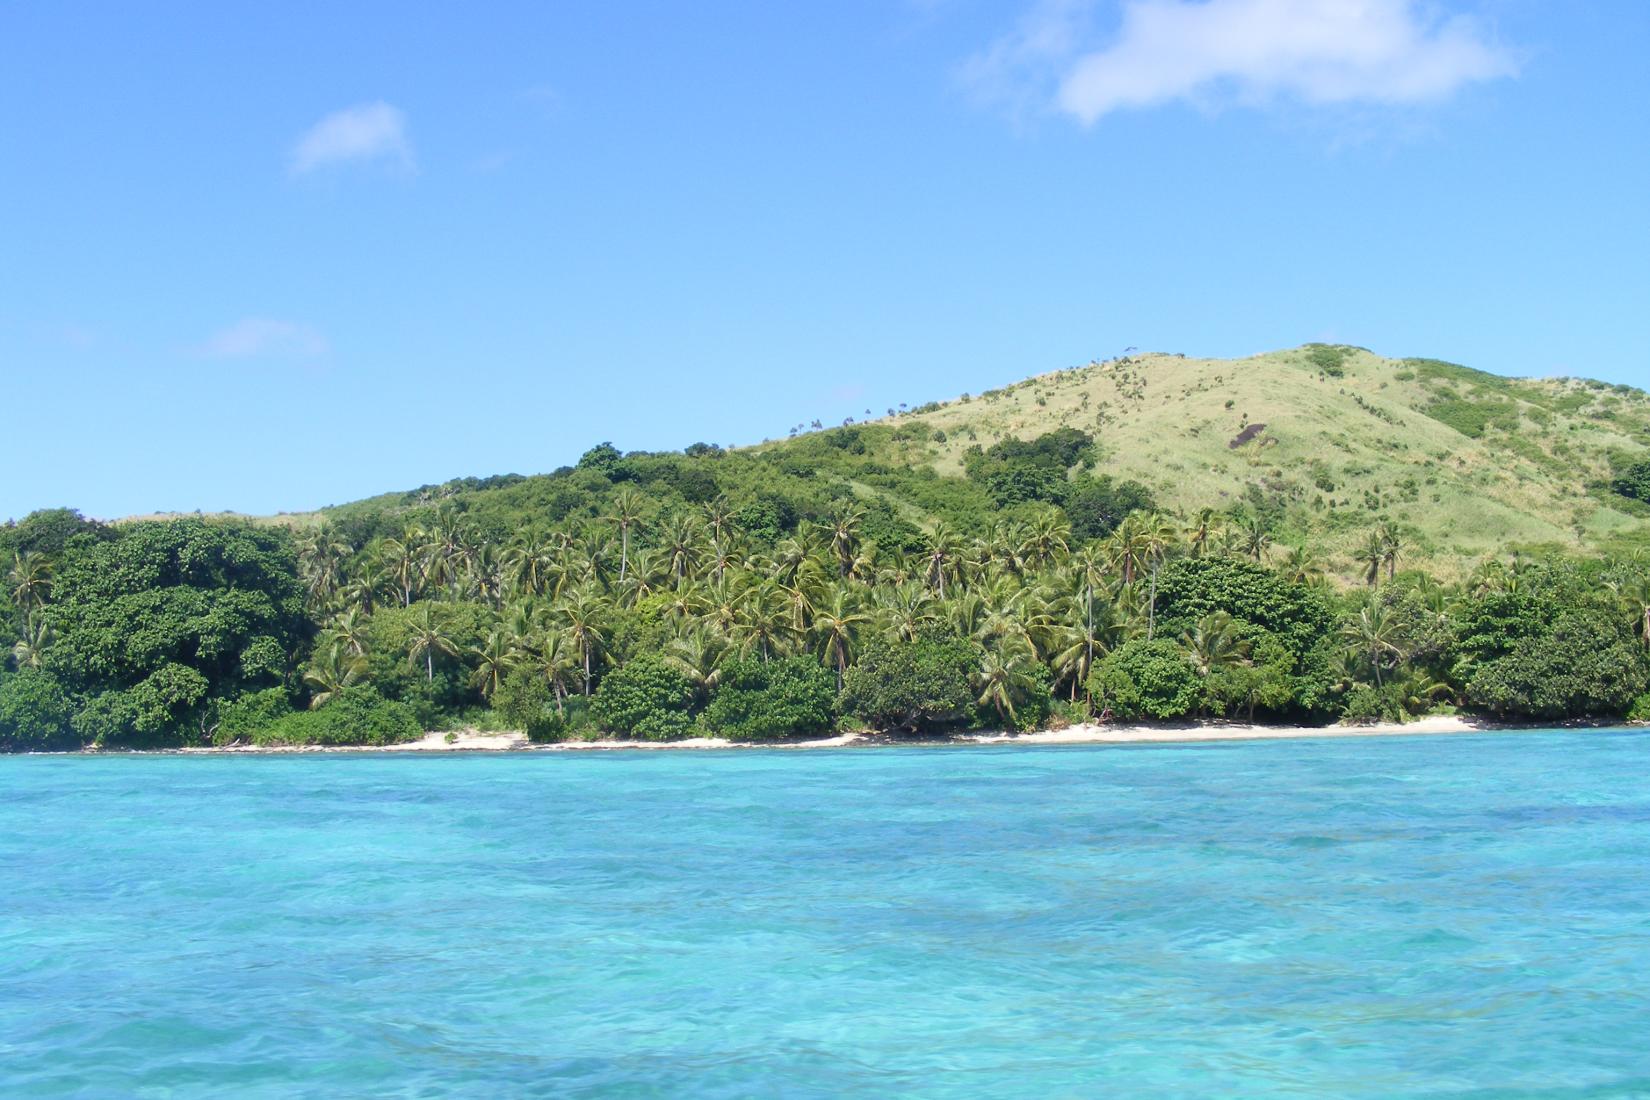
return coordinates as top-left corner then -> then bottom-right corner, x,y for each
289,101 -> 413,175
196,318 -> 328,360
967,0 -> 1516,125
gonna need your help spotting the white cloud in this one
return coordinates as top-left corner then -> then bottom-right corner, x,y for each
970,0 -> 1515,124
289,101 -> 412,175
197,318 -> 328,360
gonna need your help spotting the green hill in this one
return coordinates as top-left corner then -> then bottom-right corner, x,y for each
301,345 -> 1650,585
876,345 -> 1650,577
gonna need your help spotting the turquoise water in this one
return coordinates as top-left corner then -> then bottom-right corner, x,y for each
3,733 -> 1649,1097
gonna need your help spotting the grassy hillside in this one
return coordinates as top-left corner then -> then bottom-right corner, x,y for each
859,345 -> 1650,578
126,345 -> 1650,585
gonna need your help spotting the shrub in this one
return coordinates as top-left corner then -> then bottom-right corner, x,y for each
700,656 -> 836,741
0,669 -> 79,751
1462,610 -> 1647,719
493,668 -> 553,731
251,685 -> 421,746
216,686 -> 295,743
1611,460 -> 1650,503
1340,684 -> 1391,723
841,635 -> 978,733
590,656 -> 697,740
1304,344 -> 1348,376
1089,639 -> 1200,720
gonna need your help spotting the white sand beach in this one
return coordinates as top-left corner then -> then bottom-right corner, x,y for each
155,714 -> 1614,754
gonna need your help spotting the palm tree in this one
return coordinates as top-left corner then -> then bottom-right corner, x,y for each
1357,531 -> 1386,588
1185,509 -> 1220,558
1280,545 -> 1323,587
1022,512 -> 1071,569
702,494 -> 736,544
1234,516 -> 1272,563
304,642 -> 368,708
826,505 -> 864,579
7,551 -> 52,615
1181,612 -> 1251,678
10,614 -> 52,670
664,627 -> 731,704
661,514 -> 704,586
730,582 -> 794,661
556,586 -> 610,695
325,607 -> 370,657
504,530 -> 556,599
973,645 -> 1042,728
924,523 -> 960,598
609,486 -> 646,584
466,628 -> 517,700
525,627 -> 579,715
1340,602 -> 1401,688
380,533 -> 424,607
1377,520 -> 1404,582
296,525 -> 353,608
406,604 -> 458,682
875,582 -> 938,643
811,587 -> 870,692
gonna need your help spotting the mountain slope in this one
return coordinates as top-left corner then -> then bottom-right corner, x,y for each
820,345 -> 1650,576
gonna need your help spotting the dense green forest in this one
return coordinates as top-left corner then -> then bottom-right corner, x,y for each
5,417 -> 1650,750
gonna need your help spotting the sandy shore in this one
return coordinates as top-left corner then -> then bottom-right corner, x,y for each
152,714 -> 1620,754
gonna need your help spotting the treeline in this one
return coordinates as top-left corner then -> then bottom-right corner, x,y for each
5,428 -> 1650,750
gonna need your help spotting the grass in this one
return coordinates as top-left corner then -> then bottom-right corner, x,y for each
895,345 -> 1650,582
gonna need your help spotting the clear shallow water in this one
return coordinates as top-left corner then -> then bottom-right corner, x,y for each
3,733 -> 1649,1098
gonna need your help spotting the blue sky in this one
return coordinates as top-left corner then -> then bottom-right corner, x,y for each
3,1 -> 1646,521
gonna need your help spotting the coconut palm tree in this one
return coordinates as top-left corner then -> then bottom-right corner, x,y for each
608,486 -> 646,584
504,530 -> 556,599
10,614 -> 52,670
1340,602 -> 1401,688
406,605 -> 458,682
661,514 -> 704,586
525,627 -> 579,715
973,645 -> 1042,728
1234,516 -> 1272,564
1377,520 -> 1404,582
1022,512 -> 1071,569
556,586 -> 610,696
664,627 -> 731,704
924,523 -> 961,598
304,642 -> 368,708
811,587 -> 870,692
380,534 -> 424,607
826,505 -> 864,578
1357,531 -> 1387,588
1184,509 -> 1221,558
875,581 -> 938,643
325,607 -> 370,657
6,551 -> 52,615
469,628 -> 519,700
730,581 -> 794,662
1181,612 -> 1251,678
1280,545 -> 1324,587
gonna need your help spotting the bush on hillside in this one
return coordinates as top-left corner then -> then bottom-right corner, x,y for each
1611,460 -> 1650,503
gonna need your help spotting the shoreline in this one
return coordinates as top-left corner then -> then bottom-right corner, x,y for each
55,714 -> 1637,755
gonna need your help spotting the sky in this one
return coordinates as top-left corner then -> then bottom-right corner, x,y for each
3,1 -> 1647,521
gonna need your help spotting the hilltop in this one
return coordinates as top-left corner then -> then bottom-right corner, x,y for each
108,345 -> 1650,585
859,345 -> 1650,578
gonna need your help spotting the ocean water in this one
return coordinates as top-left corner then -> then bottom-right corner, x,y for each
3,733 -> 1649,1098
